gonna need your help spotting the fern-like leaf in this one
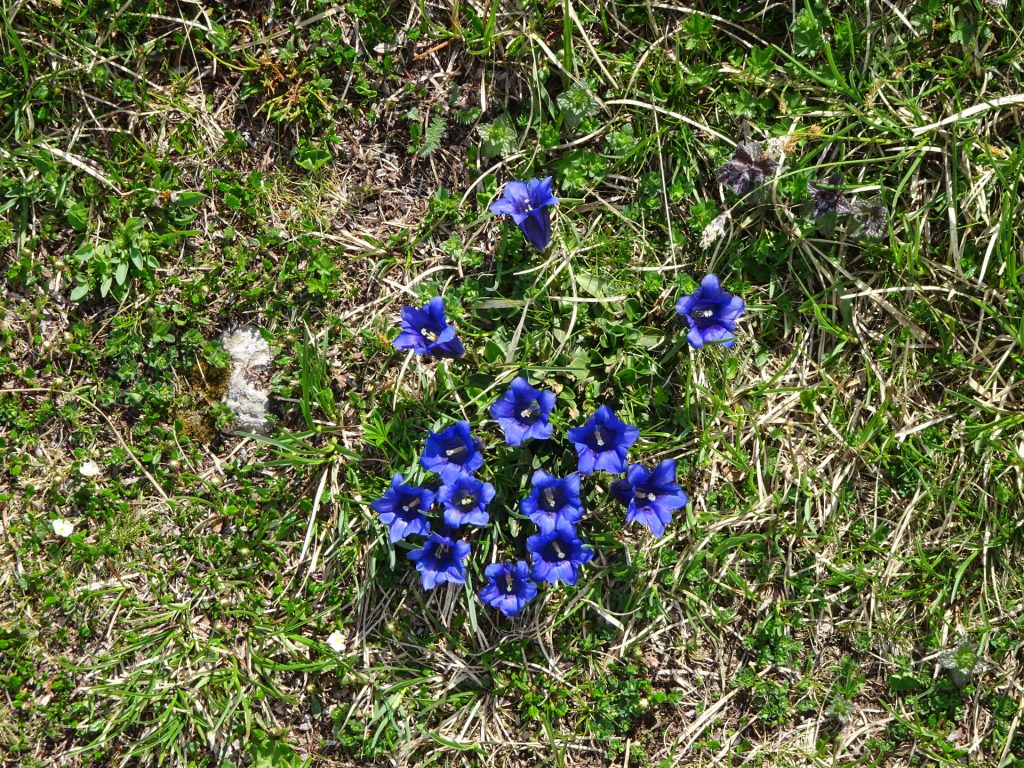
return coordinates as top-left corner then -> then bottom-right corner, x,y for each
418,116 -> 447,157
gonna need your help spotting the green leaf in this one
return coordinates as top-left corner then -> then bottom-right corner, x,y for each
65,201 -> 88,231
251,738 -> 304,768
294,144 -> 331,172
576,272 -> 614,298
417,115 -> 447,158
70,283 -> 91,301
114,260 -> 129,285
889,672 -> 924,693
173,191 -> 206,207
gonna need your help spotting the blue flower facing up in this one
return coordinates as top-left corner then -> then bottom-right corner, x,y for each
527,519 -> 594,586
393,297 -> 466,359
488,377 -> 556,446
421,421 -> 484,483
675,275 -> 745,350
479,560 -> 538,617
437,471 -> 495,529
370,473 -> 434,542
489,177 -> 559,252
520,470 -> 584,532
407,531 -> 471,590
566,405 -> 640,475
611,460 -> 690,538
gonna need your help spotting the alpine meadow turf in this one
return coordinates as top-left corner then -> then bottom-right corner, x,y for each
1,1 -> 1023,766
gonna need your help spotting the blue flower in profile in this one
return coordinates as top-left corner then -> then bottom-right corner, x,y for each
370,473 -> 433,542
520,470 -> 584,532
479,560 -> 538,617
407,530 -> 471,590
612,460 -> 690,538
488,377 -> 556,446
527,519 -> 594,585
421,421 -> 484,483
566,405 -> 639,475
437,472 -> 495,528
489,177 -> 559,252
675,275 -> 745,349
392,296 -> 466,359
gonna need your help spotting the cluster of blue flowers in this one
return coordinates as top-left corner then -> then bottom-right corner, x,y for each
375,175 -> 750,618
372,379 -> 691,618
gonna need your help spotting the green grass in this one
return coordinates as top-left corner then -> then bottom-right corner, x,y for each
2,0 -> 1023,766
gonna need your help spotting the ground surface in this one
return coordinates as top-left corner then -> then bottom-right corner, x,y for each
2,1 -> 1023,766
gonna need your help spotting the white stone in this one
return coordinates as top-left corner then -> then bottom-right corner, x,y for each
220,326 -> 272,434
79,460 -> 101,478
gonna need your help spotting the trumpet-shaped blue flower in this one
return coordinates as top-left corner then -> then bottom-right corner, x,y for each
566,405 -> 639,475
392,297 -> 465,359
488,377 -> 556,446
520,470 -> 584,532
675,275 -> 745,349
407,531 -> 471,590
489,177 -> 559,252
611,460 -> 689,537
437,472 -> 495,528
479,560 -> 538,617
527,519 -> 594,585
421,421 -> 484,483
370,473 -> 433,542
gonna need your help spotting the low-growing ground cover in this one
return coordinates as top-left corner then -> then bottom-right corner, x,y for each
1,1 -> 1023,766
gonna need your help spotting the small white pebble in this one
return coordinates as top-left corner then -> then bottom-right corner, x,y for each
79,460 -> 101,478
326,630 -> 345,653
52,519 -> 75,538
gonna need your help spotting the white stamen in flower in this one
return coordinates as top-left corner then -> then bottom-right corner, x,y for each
542,488 -> 556,507
446,445 -> 466,457
646,492 -> 658,502
552,540 -> 566,559
519,400 -> 541,420
421,328 -> 438,341
504,572 -> 515,593
458,493 -> 475,508
401,497 -> 419,512
594,427 -> 606,447
692,309 -> 715,319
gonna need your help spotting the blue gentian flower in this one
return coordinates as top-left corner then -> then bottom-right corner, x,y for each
488,377 -> 556,446
392,296 -> 466,359
407,531 -> 471,590
421,421 -> 484,483
566,405 -> 639,475
489,177 -> 559,252
437,471 -> 495,528
612,460 -> 690,538
527,518 -> 594,585
520,470 -> 584,532
479,560 -> 538,617
370,473 -> 433,542
675,275 -> 745,349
